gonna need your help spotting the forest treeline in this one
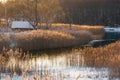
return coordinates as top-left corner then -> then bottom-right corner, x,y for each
0,0 -> 120,26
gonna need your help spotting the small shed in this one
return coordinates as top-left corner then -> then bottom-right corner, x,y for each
11,21 -> 34,30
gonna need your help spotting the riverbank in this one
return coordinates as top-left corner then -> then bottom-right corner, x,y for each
0,30 -> 92,51
0,24 -> 104,51
39,23 -> 105,40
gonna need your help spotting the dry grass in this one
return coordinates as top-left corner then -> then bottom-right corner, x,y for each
83,41 -> 120,78
0,41 -> 120,79
0,29 -> 92,51
15,30 -> 76,50
0,34 -> 10,50
83,41 -> 120,67
0,48 -> 31,72
0,23 -> 104,51
38,23 -> 105,40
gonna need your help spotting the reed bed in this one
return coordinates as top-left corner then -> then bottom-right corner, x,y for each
0,41 -> 120,79
38,23 -> 105,40
0,49 -> 31,72
83,41 -> 120,78
0,29 -> 92,51
0,23 -> 104,51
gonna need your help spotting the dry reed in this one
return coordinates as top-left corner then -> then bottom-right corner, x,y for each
38,23 -> 105,40
0,41 -> 120,79
0,29 -> 92,51
83,41 -> 120,78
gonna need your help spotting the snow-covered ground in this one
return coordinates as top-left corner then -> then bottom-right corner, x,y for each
0,67 -> 111,80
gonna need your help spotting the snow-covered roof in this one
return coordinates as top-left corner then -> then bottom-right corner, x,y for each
11,21 -> 34,29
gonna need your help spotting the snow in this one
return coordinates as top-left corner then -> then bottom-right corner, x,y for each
0,67 -> 110,80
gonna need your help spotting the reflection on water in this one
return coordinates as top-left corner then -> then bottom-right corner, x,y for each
26,53 -> 84,69
4,50 -> 84,73
21,50 -> 85,71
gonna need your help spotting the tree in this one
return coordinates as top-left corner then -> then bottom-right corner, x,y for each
1,0 -> 120,26
38,0 -> 64,28
0,2 -> 4,18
